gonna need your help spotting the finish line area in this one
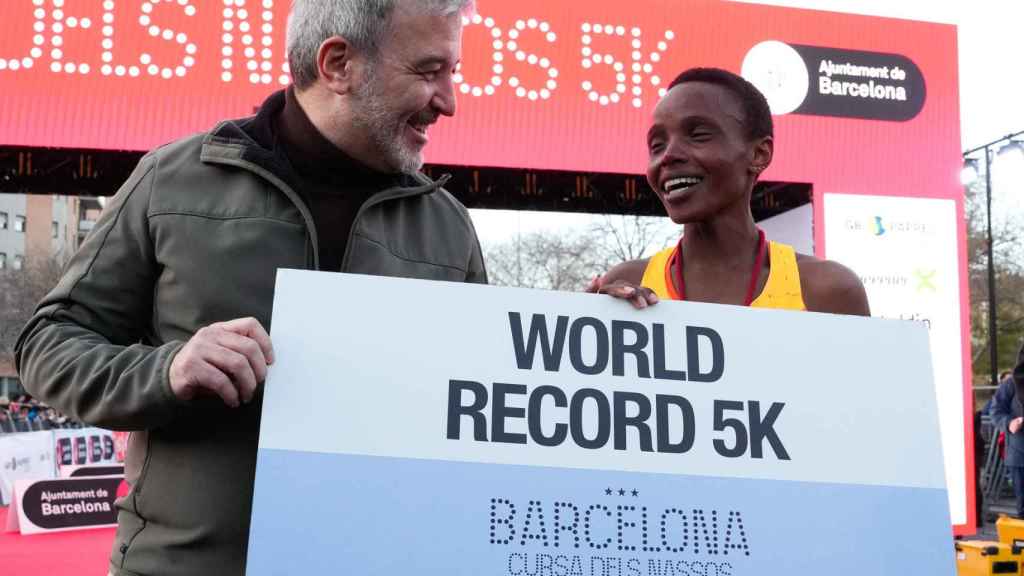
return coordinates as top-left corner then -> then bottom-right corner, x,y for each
0,506 -> 114,575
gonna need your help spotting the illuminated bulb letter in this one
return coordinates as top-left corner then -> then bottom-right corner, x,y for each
453,13 -> 504,98
136,0 -> 198,80
504,18 -> 559,101
221,0 -> 283,84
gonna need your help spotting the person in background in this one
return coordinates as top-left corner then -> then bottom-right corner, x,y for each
0,397 -> 12,433
991,350 -> 1024,518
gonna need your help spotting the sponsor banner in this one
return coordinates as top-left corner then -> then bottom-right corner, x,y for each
823,193 -> 965,526
54,428 -> 119,470
247,271 -> 953,575
0,430 -> 56,507
0,428 -> 123,508
742,41 -> 926,121
0,1 -> 959,190
8,476 -> 123,535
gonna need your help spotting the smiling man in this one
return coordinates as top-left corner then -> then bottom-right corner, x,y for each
592,67 -> 868,316
15,1 -> 484,575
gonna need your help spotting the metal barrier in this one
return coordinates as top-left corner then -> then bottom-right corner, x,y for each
984,429 -> 1008,501
981,413 -> 1020,518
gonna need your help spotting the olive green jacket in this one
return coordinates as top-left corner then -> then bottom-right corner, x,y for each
15,101 -> 487,575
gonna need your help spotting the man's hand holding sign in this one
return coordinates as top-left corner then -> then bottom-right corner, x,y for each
168,318 -> 276,408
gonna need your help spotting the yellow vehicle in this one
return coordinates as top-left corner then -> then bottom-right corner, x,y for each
955,540 -> 1020,575
998,516 -> 1024,551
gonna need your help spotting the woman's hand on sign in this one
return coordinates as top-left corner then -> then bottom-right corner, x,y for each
587,275 -> 659,310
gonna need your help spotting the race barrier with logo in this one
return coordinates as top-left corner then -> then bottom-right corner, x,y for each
0,431 -> 55,507
5,475 -> 123,535
53,428 -> 120,471
0,427 -> 124,507
247,271 -> 954,575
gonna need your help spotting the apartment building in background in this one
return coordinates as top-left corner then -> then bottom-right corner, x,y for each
0,193 -> 103,397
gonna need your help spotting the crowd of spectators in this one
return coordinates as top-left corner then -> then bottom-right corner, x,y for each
0,394 -> 80,433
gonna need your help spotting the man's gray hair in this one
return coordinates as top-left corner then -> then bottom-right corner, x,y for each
288,0 -> 475,90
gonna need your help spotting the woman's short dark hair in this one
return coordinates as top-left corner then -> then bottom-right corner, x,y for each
667,67 -> 773,141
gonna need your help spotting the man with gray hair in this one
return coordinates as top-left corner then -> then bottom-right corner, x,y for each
15,1 -> 483,574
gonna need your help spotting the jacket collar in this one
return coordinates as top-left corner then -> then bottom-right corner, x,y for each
199,89 -> 449,196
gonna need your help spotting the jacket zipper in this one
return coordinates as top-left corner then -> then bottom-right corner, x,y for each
202,147 -> 450,272
339,174 -> 452,271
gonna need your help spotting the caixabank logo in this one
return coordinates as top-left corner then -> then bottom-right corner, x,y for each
843,215 -> 932,237
741,41 -> 925,121
872,215 -> 933,236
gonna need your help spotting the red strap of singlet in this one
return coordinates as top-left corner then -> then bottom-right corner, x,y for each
672,228 -> 767,306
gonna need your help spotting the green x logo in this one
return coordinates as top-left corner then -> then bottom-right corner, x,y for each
913,269 -> 937,293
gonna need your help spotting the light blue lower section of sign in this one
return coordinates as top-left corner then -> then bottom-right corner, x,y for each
247,449 -> 954,576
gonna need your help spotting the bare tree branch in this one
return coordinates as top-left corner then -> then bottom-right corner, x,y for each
0,255 -> 64,368
482,215 -> 679,291
483,229 -> 606,291
587,214 -> 678,267
965,177 -> 1024,380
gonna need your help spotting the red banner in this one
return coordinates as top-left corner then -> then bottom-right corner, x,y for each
0,2 -> 958,187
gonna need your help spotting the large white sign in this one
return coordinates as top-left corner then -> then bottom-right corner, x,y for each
824,193 -> 966,526
248,271 -> 953,575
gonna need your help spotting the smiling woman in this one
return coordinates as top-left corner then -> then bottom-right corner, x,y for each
592,67 -> 870,316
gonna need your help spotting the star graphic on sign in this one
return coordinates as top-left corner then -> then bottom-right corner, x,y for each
605,488 -> 613,496
631,489 -> 639,497
618,488 -> 626,496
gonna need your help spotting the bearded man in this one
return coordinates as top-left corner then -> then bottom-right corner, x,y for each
15,1 -> 485,574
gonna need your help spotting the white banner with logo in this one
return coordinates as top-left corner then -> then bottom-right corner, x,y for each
0,431 -> 57,506
824,193 -> 966,525
8,475 -> 123,534
247,271 -> 953,575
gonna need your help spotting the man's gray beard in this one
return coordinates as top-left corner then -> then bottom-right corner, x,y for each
351,70 -> 424,174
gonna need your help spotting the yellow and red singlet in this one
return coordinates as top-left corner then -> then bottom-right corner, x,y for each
640,238 -> 807,311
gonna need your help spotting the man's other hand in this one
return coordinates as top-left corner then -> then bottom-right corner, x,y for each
1011,416 -> 1023,434
169,317 -> 275,408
